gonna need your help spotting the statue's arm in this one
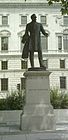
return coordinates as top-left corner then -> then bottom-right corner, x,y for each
40,24 -> 48,37
25,24 -> 29,36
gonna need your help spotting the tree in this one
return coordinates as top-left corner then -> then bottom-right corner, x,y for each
47,0 -> 68,15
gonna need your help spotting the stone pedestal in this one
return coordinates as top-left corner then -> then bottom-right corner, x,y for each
20,68 -> 55,131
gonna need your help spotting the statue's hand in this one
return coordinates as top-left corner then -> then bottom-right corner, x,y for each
45,33 -> 49,37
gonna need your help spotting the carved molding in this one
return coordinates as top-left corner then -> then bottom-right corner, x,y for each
0,30 -> 11,36
56,32 -> 63,37
18,30 -> 25,36
63,29 -> 68,34
24,70 -> 51,77
0,3 -> 61,9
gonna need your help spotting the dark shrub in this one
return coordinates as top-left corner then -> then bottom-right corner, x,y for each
50,87 -> 68,109
0,91 -> 25,110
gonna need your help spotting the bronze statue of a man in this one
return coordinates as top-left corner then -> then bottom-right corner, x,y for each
22,14 -> 49,68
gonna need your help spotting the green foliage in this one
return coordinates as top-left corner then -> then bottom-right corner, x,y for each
47,0 -> 68,15
50,88 -> 62,109
61,94 -> 68,109
0,99 -> 7,110
0,88 -> 68,110
50,87 -> 68,109
0,91 -> 25,110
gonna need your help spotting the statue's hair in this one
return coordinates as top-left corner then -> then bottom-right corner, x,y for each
31,14 -> 36,20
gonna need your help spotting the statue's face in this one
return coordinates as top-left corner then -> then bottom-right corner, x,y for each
32,17 -> 36,22
31,14 -> 37,22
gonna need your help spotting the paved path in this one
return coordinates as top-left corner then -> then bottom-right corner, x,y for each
0,123 -> 68,140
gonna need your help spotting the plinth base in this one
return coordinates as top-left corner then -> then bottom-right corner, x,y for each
20,104 -> 55,131
20,70 -> 56,131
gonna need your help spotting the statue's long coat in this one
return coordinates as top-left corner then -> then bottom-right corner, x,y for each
26,21 -> 47,51
22,21 -> 47,58
21,34 -> 29,58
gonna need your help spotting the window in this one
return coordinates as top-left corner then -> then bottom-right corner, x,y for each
1,37 -> 8,51
57,30 -> 68,52
60,59 -> 65,68
40,16 -> 47,25
63,34 -> 68,51
21,60 -> 27,69
1,61 -> 8,70
2,16 -> 8,25
60,76 -> 66,89
63,16 -> 68,26
21,16 -> 27,25
1,78 -> 8,91
58,36 -> 62,50
21,78 -> 25,90
41,36 -> 48,51
17,84 -> 20,91
20,36 -> 24,51
43,59 -> 48,68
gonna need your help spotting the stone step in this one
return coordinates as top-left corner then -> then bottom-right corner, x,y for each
0,128 -> 68,140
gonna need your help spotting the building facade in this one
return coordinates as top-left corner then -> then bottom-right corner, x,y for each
0,0 -> 68,97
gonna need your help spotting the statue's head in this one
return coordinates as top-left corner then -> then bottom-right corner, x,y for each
31,14 -> 37,22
